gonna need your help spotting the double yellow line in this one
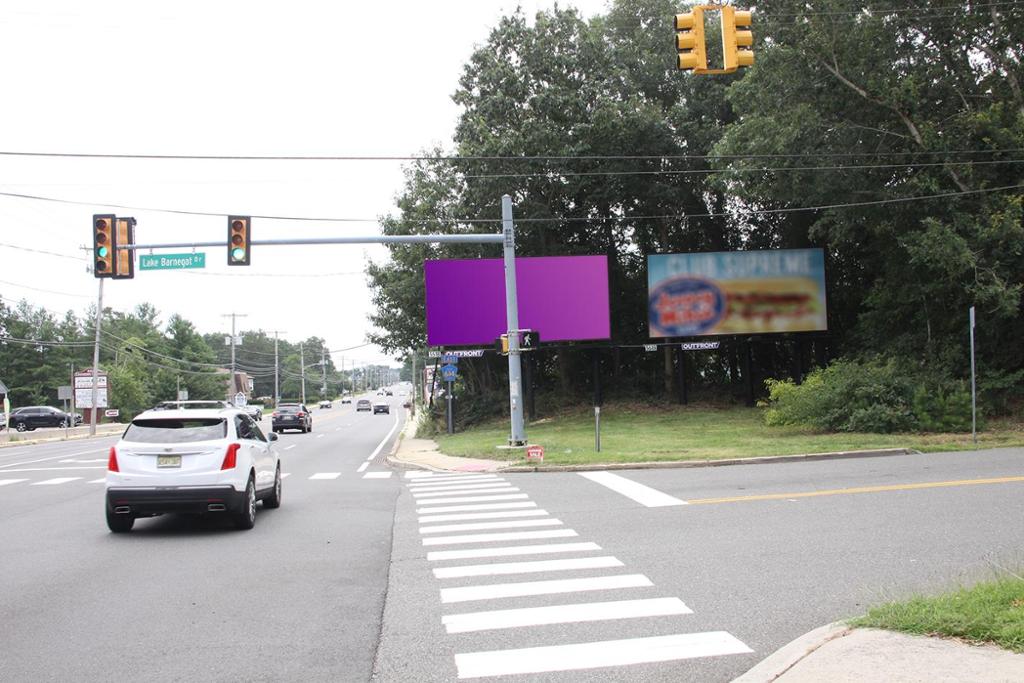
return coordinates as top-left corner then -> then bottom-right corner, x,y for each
686,476 -> 1024,506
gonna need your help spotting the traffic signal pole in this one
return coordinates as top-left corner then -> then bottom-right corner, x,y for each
89,277 -> 104,436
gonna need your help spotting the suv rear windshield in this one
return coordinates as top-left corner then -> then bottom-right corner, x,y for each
124,418 -> 227,443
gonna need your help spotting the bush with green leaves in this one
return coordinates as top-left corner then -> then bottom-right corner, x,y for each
763,358 -> 973,433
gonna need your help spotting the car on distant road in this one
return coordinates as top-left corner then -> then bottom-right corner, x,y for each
243,405 -> 263,422
340,397 -> 352,404
104,407 -> 281,533
8,406 -> 82,431
319,400 -> 332,409
272,403 -> 312,433
373,402 -> 390,415
356,399 -> 371,412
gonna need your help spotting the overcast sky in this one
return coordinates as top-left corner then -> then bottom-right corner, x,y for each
0,0 -> 609,368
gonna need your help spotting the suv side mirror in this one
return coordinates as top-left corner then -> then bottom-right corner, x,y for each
269,432 -> 279,442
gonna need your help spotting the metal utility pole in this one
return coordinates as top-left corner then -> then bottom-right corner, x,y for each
221,312 -> 247,398
300,343 -> 307,404
268,330 -> 285,408
89,278 -> 104,436
502,195 -> 526,446
970,306 -> 977,445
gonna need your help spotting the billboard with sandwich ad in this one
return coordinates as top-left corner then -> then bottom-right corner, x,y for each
647,248 -> 828,337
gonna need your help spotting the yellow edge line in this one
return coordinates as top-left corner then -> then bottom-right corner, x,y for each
685,476 -> 1024,505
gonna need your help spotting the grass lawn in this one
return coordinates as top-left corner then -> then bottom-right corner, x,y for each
430,403 -> 1024,465
850,575 -> 1024,653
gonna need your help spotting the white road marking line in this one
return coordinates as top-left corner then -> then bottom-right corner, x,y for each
579,472 -> 687,507
454,631 -> 752,678
416,501 -> 537,514
418,509 -> 550,524
335,427 -> 341,431
415,493 -> 529,506
281,473 -> 292,478
443,597 -> 693,634
357,462 -> 369,473
440,573 -> 652,604
408,475 -> 500,487
0,479 -> 29,486
31,477 -> 81,486
423,529 -> 578,547
421,518 -> 563,535
284,445 -> 297,451
366,413 -> 401,461
316,434 -> 325,439
363,471 -> 392,479
428,542 -> 602,562
59,458 -> 107,463
408,481 -> 506,492
0,467 -> 106,473
0,448 -> 109,470
88,478 -> 106,484
365,453 -> 376,461
435,556 -> 623,579
413,487 -> 518,499
309,472 -> 342,480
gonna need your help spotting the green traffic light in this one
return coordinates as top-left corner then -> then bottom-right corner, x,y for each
231,247 -> 246,261
97,246 -> 109,258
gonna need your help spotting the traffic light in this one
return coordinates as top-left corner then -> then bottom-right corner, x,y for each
227,216 -> 251,266
722,6 -> 754,71
93,214 -> 116,278
113,217 -> 136,279
674,9 -> 706,72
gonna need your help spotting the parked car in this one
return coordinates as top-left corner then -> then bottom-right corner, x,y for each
8,406 -> 83,431
272,403 -> 313,433
244,405 -> 263,422
356,399 -> 371,412
385,390 -> 393,396
340,397 -> 352,404
373,402 -> 390,415
104,407 -> 281,532
319,400 -> 332,409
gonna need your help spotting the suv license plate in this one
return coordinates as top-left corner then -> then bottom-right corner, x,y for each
157,455 -> 182,468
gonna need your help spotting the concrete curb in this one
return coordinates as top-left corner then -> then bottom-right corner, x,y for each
0,425 -> 125,449
498,448 -> 912,473
732,622 -> 852,683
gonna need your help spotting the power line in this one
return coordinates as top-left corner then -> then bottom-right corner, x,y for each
0,277 -> 93,299
0,242 -> 87,261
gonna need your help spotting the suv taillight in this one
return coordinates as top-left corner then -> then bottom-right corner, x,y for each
221,443 -> 240,470
107,446 -> 119,472
297,412 -> 306,418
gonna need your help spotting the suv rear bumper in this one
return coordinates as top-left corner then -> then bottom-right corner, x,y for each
106,486 -> 246,516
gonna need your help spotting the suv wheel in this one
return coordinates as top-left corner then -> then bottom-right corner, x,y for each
234,476 -> 256,530
264,466 -> 282,509
106,507 -> 134,533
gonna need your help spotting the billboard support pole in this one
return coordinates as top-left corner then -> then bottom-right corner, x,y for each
446,380 -> 454,435
677,346 -> 688,405
502,195 -> 527,447
744,338 -> 755,408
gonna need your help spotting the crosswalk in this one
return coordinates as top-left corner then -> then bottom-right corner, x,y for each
404,470 -> 753,679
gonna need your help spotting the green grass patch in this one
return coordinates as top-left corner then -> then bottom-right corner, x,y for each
432,403 -> 1024,465
850,576 -> 1024,653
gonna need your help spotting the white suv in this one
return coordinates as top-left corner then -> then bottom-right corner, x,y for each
105,408 -> 282,533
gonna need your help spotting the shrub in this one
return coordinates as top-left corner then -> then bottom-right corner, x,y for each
763,357 -> 973,433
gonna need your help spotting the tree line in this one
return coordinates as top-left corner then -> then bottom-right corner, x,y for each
368,0 -> 1023,412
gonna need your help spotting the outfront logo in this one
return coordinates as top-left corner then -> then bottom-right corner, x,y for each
648,277 -> 725,336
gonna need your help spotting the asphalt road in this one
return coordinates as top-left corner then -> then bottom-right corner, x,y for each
0,394 -> 405,682
376,448 -> 1024,682
4,412 -> 1023,682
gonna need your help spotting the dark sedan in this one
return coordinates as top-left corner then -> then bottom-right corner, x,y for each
271,403 -> 313,433
8,406 -> 83,431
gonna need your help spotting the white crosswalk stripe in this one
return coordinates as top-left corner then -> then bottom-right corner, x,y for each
442,597 -> 693,634
418,509 -> 550,524
420,518 -> 562,535
309,472 -> 341,480
412,486 -> 518,498
440,574 -> 653,604
415,493 -> 529,506
433,556 -> 623,579
416,501 -> 537,514
427,542 -> 602,562
423,529 -> 578,547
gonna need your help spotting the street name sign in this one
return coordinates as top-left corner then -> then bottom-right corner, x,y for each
139,253 -> 207,270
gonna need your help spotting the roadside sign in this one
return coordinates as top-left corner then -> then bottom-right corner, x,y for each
177,389 -> 189,401
644,344 -> 657,352
441,364 -> 458,382
520,330 -> 540,350
74,373 -> 108,389
428,349 -> 485,358
441,353 -> 460,364
234,392 -> 247,407
104,409 -> 120,418
58,386 -> 74,401
680,341 -> 721,351
139,252 -> 207,270
526,445 -> 544,462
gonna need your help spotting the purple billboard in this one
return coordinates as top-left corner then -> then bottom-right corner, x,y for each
424,256 -> 611,346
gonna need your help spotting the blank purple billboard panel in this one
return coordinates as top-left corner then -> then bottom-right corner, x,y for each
424,256 -> 611,346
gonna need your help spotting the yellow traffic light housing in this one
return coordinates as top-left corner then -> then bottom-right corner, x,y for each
675,5 -> 754,75
674,10 -> 706,72
227,216 -> 251,266
113,217 -> 136,279
93,214 -> 116,278
722,6 -> 754,70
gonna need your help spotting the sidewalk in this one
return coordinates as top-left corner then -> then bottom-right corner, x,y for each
0,423 -> 125,448
389,426 -> 1024,682
735,623 -> 1024,682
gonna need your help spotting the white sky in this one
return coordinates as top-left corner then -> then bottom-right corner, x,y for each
0,0 -> 608,368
